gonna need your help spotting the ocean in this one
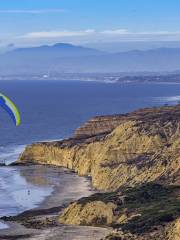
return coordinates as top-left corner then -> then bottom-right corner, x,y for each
0,80 -> 180,229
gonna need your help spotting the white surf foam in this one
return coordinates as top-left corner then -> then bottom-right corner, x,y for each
0,145 -> 25,165
153,95 -> 180,104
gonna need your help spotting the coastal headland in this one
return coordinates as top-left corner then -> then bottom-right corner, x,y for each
1,104 -> 180,240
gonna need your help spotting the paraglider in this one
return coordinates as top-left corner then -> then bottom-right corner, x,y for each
0,93 -> 21,126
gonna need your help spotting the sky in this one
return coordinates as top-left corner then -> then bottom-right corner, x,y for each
1,0 -> 180,48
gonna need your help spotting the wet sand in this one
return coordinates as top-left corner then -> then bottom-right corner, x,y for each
0,222 -> 110,240
0,165 -> 110,240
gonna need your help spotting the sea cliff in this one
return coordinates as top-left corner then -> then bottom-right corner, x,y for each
17,105 -> 180,239
18,105 -> 180,190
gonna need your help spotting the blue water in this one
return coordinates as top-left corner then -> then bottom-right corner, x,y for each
0,80 -> 179,151
0,80 -> 180,229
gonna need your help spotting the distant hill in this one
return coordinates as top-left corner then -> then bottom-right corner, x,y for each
0,44 -> 180,75
8,43 -> 104,58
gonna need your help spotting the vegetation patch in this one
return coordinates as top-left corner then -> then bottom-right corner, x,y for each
74,183 -> 180,234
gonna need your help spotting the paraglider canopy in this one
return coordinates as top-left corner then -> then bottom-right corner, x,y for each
0,94 -> 21,126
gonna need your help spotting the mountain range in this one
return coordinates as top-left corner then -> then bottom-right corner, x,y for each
0,43 -> 180,75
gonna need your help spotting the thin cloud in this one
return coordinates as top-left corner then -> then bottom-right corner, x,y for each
101,29 -> 180,36
0,9 -> 65,14
14,29 -> 180,47
20,29 -> 180,40
21,30 -> 96,39
101,29 -> 128,34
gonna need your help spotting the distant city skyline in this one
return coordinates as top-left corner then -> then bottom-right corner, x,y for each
1,1 -> 180,47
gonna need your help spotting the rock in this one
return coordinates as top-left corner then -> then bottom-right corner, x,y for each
74,105 -> 180,138
166,218 -> 180,240
18,104 -> 180,190
74,115 -> 126,138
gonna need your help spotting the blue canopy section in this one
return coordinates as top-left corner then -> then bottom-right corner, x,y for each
0,96 -> 17,125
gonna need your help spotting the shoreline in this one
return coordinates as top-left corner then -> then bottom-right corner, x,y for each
0,164 -> 110,240
1,78 -> 180,85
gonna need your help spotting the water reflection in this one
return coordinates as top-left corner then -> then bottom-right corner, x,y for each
0,165 -> 93,230
0,222 -> 8,230
0,166 -> 53,217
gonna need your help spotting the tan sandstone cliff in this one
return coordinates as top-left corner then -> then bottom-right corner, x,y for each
18,105 -> 180,190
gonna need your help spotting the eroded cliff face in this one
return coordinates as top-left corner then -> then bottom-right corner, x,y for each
74,105 -> 180,138
18,105 -> 180,191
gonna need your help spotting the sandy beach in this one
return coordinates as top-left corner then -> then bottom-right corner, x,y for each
0,165 -> 110,240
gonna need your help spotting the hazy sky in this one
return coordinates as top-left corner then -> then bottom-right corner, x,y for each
1,0 -> 180,47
